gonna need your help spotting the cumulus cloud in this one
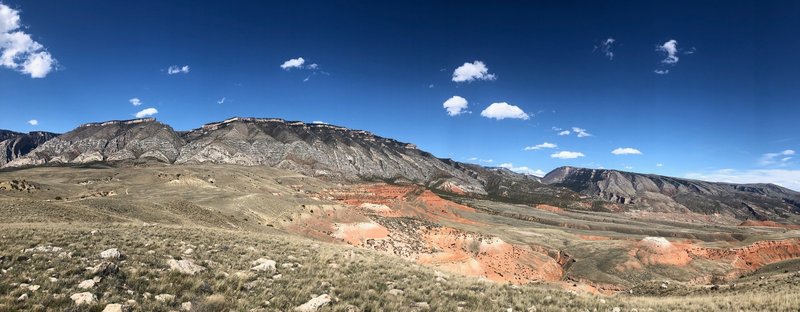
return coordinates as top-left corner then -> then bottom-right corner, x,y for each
129,97 -> 142,106
134,108 -> 158,118
499,163 -> 545,177
685,169 -> 800,192
524,142 -> 557,151
611,147 -> 642,155
657,39 -> 679,64
167,65 -> 190,74
759,149 -> 795,166
572,127 -> 591,137
656,163 -> 664,167
217,97 -> 226,104
595,38 -> 615,60
558,130 -> 571,136
551,151 -> 585,159
280,57 -> 307,70
280,57 -> 327,81
480,102 -> 529,120
27,119 -> 37,126
654,39 -> 693,74
452,61 -> 496,82
0,4 -> 56,78
443,96 -> 468,116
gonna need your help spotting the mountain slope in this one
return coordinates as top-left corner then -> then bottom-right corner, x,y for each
5,118 -> 184,167
5,117 -> 487,194
176,117 -> 486,193
5,117 -> 799,222
542,166 -> 800,220
0,130 -> 58,167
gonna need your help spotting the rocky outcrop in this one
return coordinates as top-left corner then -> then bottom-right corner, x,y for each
177,117 -> 486,194
542,166 -> 800,219
167,259 -> 205,275
5,118 -> 184,167
4,117 -> 487,195
0,130 -> 58,167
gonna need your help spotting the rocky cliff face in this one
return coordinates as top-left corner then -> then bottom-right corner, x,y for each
542,166 -> 800,219
4,117 -> 487,194
5,118 -> 184,167
0,130 -> 58,167
176,117 -> 486,193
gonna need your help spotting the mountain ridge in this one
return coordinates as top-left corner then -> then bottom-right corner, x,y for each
2,117 -> 798,221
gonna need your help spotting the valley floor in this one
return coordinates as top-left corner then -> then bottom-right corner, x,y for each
1,165 -> 800,311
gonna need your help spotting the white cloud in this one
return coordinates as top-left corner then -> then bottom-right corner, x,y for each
280,57 -> 305,70
524,142 -> 557,151
21,51 -> 54,78
428,84 -> 434,88
167,65 -> 190,74
311,120 -> 327,124
654,39 -> 692,74
0,4 -> 20,33
759,149 -> 795,166
134,107 -> 158,118
27,119 -> 37,126
572,127 -> 591,137
657,39 -> 679,64
656,163 -> 664,167
685,169 -> 800,192
217,97 -> 226,104
499,163 -> 545,177
0,4 -> 56,78
595,38 -> 615,60
480,102 -> 529,120
558,130 -> 571,136
611,147 -> 642,155
443,96 -> 468,116
280,57 -> 327,81
452,60 -> 496,82
129,97 -> 142,106
551,151 -> 585,159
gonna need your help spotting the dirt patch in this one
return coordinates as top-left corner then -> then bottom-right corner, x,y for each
535,204 -> 563,213
416,227 -> 563,283
689,238 -> 800,271
332,222 -> 390,245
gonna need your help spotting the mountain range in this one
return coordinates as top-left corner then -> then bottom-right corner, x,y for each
3,117 -> 799,221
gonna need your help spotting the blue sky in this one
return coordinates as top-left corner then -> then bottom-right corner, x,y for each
1,1 -> 798,190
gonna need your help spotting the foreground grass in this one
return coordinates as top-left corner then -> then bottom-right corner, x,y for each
0,223 -> 798,311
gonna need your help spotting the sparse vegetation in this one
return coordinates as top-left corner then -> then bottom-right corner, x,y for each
1,224 -> 799,311
1,165 -> 799,311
